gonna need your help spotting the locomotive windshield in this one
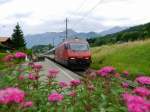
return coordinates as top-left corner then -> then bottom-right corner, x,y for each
69,43 -> 89,51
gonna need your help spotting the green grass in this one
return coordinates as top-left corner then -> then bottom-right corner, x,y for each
91,39 -> 150,78
0,53 -> 6,58
0,53 -> 7,70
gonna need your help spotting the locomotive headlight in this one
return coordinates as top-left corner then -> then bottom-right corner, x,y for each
85,57 -> 89,59
70,57 -> 75,60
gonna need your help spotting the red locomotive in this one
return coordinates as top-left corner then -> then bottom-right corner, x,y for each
54,38 -> 91,69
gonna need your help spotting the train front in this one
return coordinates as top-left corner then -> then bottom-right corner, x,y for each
66,39 -> 91,69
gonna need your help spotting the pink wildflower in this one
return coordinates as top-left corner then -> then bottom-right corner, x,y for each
21,101 -> 33,108
59,81 -> 68,88
28,74 -> 38,80
3,54 -> 14,62
0,87 -> 25,104
87,84 -> 95,91
121,82 -> 129,88
47,68 -> 59,79
133,87 -> 150,97
48,93 -> 63,102
68,91 -> 77,97
114,73 -> 120,78
17,68 -> 24,73
89,72 -> 97,78
18,75 -> 25,80
70,80 -> 81,87
127,101 -> 150,112
15,52 -> 26,59
33,64 -> 42,70
122,93 -> 150,112
28,62 -> 34,67
97,66 -> 115,77
122,93 -> 144,104
135,76 -> 150,85
122,70 -> 129,76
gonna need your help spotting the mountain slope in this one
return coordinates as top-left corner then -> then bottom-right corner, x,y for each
25,29 -> 99,48
89,22 -> 150,46
100,26 -> 127,36
25,27 -> 126,48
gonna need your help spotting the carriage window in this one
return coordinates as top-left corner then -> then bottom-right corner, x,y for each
69,43 -> 89,51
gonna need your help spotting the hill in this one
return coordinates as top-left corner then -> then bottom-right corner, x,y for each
88,22 -> 150,46
100,26 -> 127,36
25,29 -> 99,48
32,44 -> 53,53
25,27 -> 125,48
91,39 -> 150,79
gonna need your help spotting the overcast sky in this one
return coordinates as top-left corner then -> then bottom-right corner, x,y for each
0,0 -> 150,36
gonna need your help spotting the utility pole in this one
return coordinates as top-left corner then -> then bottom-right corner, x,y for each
65,18 -> 68,40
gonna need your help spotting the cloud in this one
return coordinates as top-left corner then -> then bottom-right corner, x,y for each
0,0 -> 150,35
0,0 -> 12,4
12,12 -> 32,18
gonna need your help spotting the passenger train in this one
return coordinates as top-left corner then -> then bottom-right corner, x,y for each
54,38 -> 91,69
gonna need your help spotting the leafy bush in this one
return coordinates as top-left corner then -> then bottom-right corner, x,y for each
24,49 -> 33,55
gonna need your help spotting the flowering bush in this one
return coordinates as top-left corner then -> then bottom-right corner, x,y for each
15,52 -> 26,59
121,82 -> 129,88
21,101 -> 33,108
122,70 -> 129,76
122,93 -> 150,112
0,87 -> 25,104
28,73 -> 39,80
18,75 -> 25,80
47,68 -> 59,79
133,87 -> 150,97
59,81 -> 68,88
135,76 -> 150,85
68,91 -> 77,97
122,76 -> 150,112
1,53 -> 150,112
3,54 -> 14,62
33,63 -> 42,70
70,79 -> 81,87
48,93 -> 64,102
96,66 -> 115,76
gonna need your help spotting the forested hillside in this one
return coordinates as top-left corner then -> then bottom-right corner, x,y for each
32,44 -> 53,53
88,22 -> 150,46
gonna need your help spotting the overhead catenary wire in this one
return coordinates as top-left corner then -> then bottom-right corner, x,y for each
70,0 -> 104,37
65,0 -> 88,38
74,0 -> 88,13
79,0 -> 103,23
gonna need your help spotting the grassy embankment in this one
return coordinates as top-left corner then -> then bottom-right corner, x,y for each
91,39 -> 150,78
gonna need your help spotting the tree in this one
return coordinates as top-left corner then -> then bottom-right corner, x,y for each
48,43 -> 53,50
11,23 -> 26,50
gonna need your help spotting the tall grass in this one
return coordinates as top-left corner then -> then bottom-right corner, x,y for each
91,39 -> 150,78
0,53 -> 6,70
